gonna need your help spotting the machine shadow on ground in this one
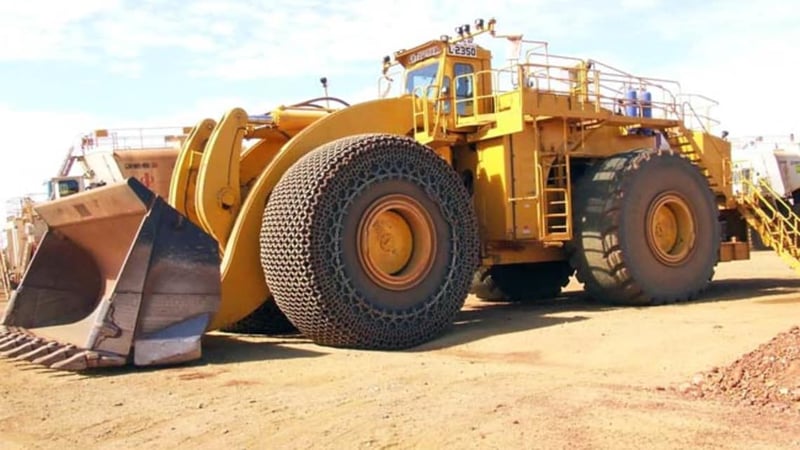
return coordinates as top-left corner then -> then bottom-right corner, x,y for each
417,291 -> 596,351
418,274 -> 800,351
703,277 -> 800,302
2,273 -> 797,375
0,334 -> 326,379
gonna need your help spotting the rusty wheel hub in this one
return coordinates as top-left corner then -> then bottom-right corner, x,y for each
357,194 -> 436,291
646,192 -> 696,266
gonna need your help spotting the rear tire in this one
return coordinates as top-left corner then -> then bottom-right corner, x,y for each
471,261 -> 573,302
261,134 -> 480,349
221,296 -> 296,335
568,150 -> 719,305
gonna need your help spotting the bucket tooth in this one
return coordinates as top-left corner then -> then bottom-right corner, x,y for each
16,341 -> 60,362
0,338 -> 43,358
0,334 -> 20,346
0,335 -> 32,351
0,331 -> 26,344
50,351 -> 90,371
32,345 -> 77,367
51,351 -> 126,371
1,328 -> 24,338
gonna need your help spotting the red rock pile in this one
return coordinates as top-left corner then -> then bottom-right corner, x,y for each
679,326 -> 800,414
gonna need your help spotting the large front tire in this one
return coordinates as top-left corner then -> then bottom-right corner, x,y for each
260,134 -> 480,349
568,150 -> 719,305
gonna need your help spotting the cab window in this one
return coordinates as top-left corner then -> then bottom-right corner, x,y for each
58,179 -> 80,198
454,63 -> 474,115
405,63 -> 440,98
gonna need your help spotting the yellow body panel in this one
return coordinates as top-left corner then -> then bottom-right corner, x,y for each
209,97 -> 415,330
689,130 -> 733,202
474,137 -> 513,241
239,132 -> 288,189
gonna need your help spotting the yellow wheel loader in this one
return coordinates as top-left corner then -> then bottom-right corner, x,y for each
2,19 -> 763,370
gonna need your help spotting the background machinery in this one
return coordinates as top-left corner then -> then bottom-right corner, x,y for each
1,20 -> 785,370
732,135 -> 800,208
0,127 -> 187,297
731,135 -> 800,260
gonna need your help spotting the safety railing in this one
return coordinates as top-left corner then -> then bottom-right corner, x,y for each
677,94 -> 719,131
78,127 -> 191,153
378,68 -> 405,99
520,51 -> 682,121
452,68 -> 518,127
738,177 -> 800,262
509,44 -> 721,131
669,101 -> 731,188
411,84 -> 444,141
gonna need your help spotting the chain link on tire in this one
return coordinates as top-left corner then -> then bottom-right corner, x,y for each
260,134 -> 480,349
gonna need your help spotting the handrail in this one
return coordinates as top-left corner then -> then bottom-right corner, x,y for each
411,83 -> 446,138
740,177 -> 800,254
517,57 -> 688,122
452,68 -> 517,124
501,42 -> 721,130
678,101 -> 727,167
79,126 -> 189,153
377,67 -> 404,99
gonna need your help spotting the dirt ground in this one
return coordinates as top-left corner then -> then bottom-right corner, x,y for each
2,251 -> 800,449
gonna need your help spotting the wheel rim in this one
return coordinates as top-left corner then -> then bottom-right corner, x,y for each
645,192 -> 696,266
357,194 -> 437,291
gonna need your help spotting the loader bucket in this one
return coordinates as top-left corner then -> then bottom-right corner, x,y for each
0,178 -> 220,371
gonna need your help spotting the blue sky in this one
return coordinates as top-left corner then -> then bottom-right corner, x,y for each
1,0 -> 798,218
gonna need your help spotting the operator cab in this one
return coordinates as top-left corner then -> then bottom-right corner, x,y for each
391,19 -> 495,132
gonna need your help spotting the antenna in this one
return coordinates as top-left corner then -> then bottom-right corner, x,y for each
320,77 -> 330,109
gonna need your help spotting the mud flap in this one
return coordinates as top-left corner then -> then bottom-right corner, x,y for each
0,178 -> 220,371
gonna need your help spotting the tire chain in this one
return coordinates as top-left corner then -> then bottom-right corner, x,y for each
260,134 -> 479,349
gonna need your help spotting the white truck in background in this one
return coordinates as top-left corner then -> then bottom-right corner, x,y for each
733,134 -> 800,210
731,134 -> 800,249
